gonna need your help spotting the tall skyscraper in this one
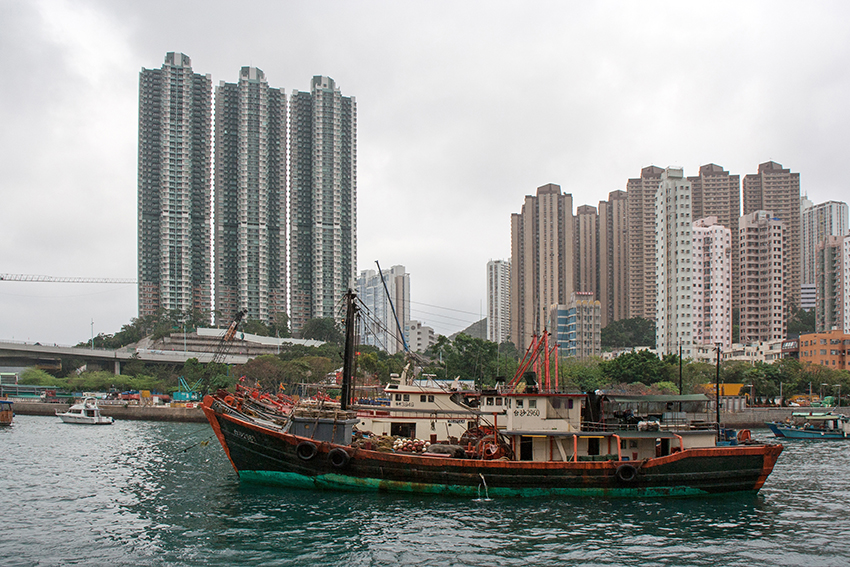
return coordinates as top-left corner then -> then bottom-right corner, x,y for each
627,166 -> 664,320
802,200 -> 848,286
486,259 -> 511,344
739,210 -> 787,343
743,161 -> 801,309
598,190 -> 629,327
815,236 -> 843,332
511,184 -> 575,351
692,217 -> 732,349
289,76 -> 357,334
138,52 -> 212,320
843,235 -> 850,334
575,205 -> 598,298
357,265 -> 409,354
688,164 -> 741,309
214,67 -> 287,325
655,168 -> 693,358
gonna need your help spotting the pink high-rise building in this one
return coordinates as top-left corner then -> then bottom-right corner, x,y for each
692,217 -> 732,349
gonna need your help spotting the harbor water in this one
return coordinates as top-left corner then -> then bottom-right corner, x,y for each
2,414 -> 849,567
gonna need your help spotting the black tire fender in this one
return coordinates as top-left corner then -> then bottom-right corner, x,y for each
615,463 -> 638,483
296,441 -> 318,461
328,447 -> 351,468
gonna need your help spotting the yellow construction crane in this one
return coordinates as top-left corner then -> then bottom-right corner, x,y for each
0,274 -> 136,284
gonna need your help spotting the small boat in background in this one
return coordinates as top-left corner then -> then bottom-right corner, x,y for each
767,412 -> 850,439
0,399 -> 13,425
56,397 -> 114,425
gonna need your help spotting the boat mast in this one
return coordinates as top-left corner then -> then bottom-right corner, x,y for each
341,289 -> 358,411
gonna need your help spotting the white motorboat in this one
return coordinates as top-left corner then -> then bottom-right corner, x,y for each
56,397 -> 114,425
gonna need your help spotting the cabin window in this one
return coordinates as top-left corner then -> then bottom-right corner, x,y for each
428,395 -> 434,402
568,399 -> 573,409
516,399 -> 524,408
420,395 -> 427,402
486,397 -> 494,406
403,394 -> 410,402
551,398 -> 561,409
629,440 -> 638,449
495,398 -> 502,406
529,399 -> 537,409
395,394 -> 401,401
588,437 -> 600,456
621,439 -> 627,449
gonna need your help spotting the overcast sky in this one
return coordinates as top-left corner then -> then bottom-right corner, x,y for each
1,0 -> 849,345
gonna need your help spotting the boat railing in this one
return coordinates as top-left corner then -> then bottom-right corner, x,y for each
581,420 -> 718,433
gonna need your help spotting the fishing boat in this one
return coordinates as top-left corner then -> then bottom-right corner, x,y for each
0,399 -> 13,425
766,411 -> 850,439
202,290 -> 783,498
56,397 -> 114,425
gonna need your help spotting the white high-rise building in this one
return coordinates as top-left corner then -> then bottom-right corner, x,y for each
487,259 -> 511,344
214,66 -> 287,325
692,217 -> 732,349
138,53 -> 212,320
802,200 -> 848,286
655,167 -> 693,358
289,76 -> 357,334
356,265 -> 409,354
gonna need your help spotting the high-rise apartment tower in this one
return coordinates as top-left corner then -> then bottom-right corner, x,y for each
655,168 -> 693,358
289,76 -> 357,334
627,166 -> 664,320
739,210 -> 787,343
214,67 -> 287,325
138,53 -> 212,320
511,184 -> 575,352
743,162 -> 801,310
487,259 -> 511,344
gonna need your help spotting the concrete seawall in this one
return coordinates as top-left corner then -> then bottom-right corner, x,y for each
11,401 -> 208,423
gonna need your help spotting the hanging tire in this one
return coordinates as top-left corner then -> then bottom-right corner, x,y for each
615,463 -> 638,484
296,441 -> 318,461
328,447 -> 350,468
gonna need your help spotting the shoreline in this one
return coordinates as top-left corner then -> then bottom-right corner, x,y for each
10,400 -> 208,423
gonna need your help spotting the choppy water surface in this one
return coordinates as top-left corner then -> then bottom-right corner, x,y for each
2,415 -> 849,566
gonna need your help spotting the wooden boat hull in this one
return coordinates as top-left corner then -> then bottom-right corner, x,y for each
205,397 -> 783,498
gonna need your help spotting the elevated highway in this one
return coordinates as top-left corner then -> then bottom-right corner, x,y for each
0,340 -> 250,374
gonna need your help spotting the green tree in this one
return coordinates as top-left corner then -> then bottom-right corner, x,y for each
299,318 -> 344,344
787,308 -> 816,336
601,318 -> 655,349
20,367 -> 61,386
600,350 -> 672,385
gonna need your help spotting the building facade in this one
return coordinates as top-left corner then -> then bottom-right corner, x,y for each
802,200 -> 848,286
743,161 -> 801,309
844,235 -> 850,333
687,164 -> 741,309
598,190 -> 629,327
486,259 -> 511,344
214,67 -> 287,325
138,52 -> 212,320
510,184 -> 575,352
738,210 -> 787,343
356,265 -> 409,354
408,320 -> 437,354
549,292 -> 602,359
798,329 -> 849,370
626,166 -> 665,320
575,205 -> 598,299
289,76 -> 357,334
691,217 -> 732,349
815,236 -> 843,332
655,167 -> 693,358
